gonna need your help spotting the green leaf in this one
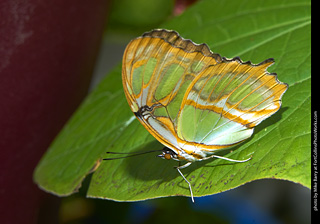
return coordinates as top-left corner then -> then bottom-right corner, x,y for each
108,0 -> 174,29
34,0 -> 311,201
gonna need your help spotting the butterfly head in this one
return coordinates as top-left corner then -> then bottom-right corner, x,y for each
158,148 -> 179,161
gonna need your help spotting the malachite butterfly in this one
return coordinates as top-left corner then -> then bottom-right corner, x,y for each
108,29 -> 288,202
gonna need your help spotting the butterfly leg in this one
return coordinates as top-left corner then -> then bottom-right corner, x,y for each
176,161 -> 192,169
175,162 -> 195,203
204,154 -> 252,163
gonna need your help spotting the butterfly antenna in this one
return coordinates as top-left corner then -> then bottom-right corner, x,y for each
103,150 -> 162,160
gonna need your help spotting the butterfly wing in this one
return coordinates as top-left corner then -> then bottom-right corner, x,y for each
122,29 -> 221,152
122,29 -> 288,160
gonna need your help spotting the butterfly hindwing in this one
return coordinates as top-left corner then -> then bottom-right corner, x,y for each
177,58 -> 288,150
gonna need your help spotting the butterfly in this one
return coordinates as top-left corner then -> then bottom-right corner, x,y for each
106,29 -> 288,203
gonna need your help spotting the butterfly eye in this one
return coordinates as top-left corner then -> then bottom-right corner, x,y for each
164,153 -> 172,160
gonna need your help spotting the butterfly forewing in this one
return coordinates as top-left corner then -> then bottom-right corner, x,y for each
122,30 -> 222,152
